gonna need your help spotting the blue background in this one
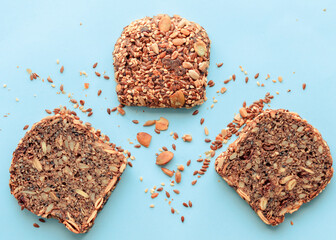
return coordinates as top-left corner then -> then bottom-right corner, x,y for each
0,0 -> 335,239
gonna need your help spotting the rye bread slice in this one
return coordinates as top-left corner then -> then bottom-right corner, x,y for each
215,109 -> 333,225
9,108 -> 127,233
113,14 -> 211,108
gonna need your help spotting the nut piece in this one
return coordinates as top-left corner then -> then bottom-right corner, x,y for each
151,43 -> 159,54
136,132 -> 152,148
175,170 -> 181,183
182,62 -> 193,69
194,40 -> 207,57
172,38 -> 186,46
170,90 -> 185,108
155,117 -> 169,131
199,61 -> 209,72
182,134 -> 192,142
239,107 -> 248,118
161,167 -> 174,177
158,16 -> 171,32
156,151 -> 174,165
286,179 -> 297,191
143,120 -> 156,126
189,70 -> 200,80
259,197 -> 268,210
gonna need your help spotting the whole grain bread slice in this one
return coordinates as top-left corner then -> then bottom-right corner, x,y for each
215,109 -> 333,225
9,108 -> 127,233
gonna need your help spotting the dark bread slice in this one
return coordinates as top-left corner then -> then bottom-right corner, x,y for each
113,14 -> 211,108
215,109 -> 333,225
9,108 -> 127,233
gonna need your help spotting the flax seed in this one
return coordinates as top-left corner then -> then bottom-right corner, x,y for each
192,110 -> 199,115
224,79 -> 231,84
232,74 -> 236,81
38,218 -> 45,223
104,75 -> 110,80
183,202 -> 188,207
188,200 -> 192,207
60,66 -> 64,73
132,120 -> 139,124
33,223 -> 40,228
186,160 -> 191,166
45,109 -> 52,114
216,63 -> 223,68
128,161 -> 133,167
98,89 -> 102,96
47,76 -> 53,83
193,171 -> 198,176
200,118 -> 204,125
166,191 -> 170,198
254,73 -> 259,79
181,216 -> 185,223
173,189 -> 180,194
245,77 -> 249,83
23,125 -> 29,130
171,207 -> 175,214
191,180 -> 197,185
172,144 -> 176,151
95,72 -> 101,77
151,193 -> 159,199
302,83 -> 306,90
93,62 -> 98,68
150,204 -> 155,208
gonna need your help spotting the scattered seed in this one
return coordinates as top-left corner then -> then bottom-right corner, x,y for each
171,207 -> 175,214
175,170 -> 182,183
254,73 -> 259,79
33,223 -> 40,228
88,112 -> 93,117
302,83 -> 306,90
95,72 -> 101,77
151,193 -> 159,199
166,191 -> 170,198
173,189 -> 180,194
127,161 -> 133,167
45,109 -> 52,114
132,120 -> 139,124
200,118 -> 204,125
150,204 -> 155,208
38,218 -> 45,223
84,83 -> 89,89
23,125 -> 29,130
208,80 -> 215,87
60,66 -> 64,73
157,187 -> 163,192
191,180 -> 197,185
291,221 -> 294,226
97,89 -> 102,96
104,75 -> 110,80
278,76 -> 283,82
188,200 -> 192,207
47,76 -> 53,83
192,110 -> 199,115
183,202 -> 188,207
134,144 -> 141,148
224,79 -> 230,84
181,216 -> 185,223
232,74 -> 236,81
172,144 -> 176,151
204,127 -> 209,136
186,160 -> 191,166
216,63 -> 223,68
118,107 -> 125,115
245,77 -> 249,83
205,138 -> 211,143
177,165 -> 184,171
93,62 -> 98,68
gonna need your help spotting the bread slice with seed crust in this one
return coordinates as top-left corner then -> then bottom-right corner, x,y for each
9,108 -> 127,233
215,109 -> 333,225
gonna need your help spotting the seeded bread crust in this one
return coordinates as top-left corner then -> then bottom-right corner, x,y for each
113,14 -> 211,108
9,109 -> 127,233
215,109 -> 333,226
